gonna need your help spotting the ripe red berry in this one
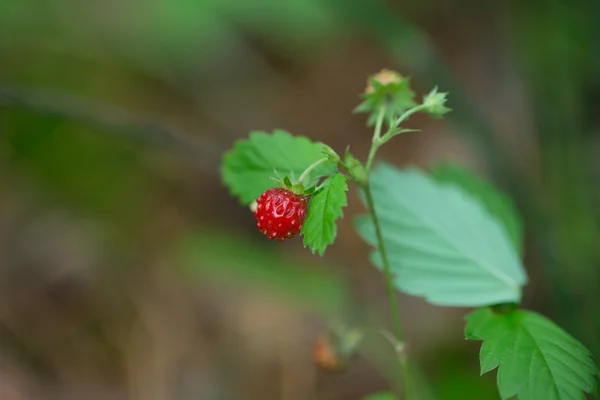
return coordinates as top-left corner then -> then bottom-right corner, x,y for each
254,188 -> 307,241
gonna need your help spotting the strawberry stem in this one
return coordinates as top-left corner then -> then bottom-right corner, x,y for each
362,183 -> 413,397
365,105 -> 386,172
296,157 -> 330,187
362,104 -> 413,399
365,103 -> 426,173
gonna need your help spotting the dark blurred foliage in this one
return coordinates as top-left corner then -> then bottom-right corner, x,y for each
0,0 -> 599,399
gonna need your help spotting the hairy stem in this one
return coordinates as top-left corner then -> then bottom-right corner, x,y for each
362,106 -> 412,398
365,106 -> 386,172
297,157 -> 330,185
391,104 -> 426,132
363,184 -> 412,397
366,104 -> 425,172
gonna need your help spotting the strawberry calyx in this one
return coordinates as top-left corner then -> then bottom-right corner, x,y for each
269,156 -> 337,197
269,175 -> 313,196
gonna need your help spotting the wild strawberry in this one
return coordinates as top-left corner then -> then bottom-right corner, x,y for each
254,188 -> 307,241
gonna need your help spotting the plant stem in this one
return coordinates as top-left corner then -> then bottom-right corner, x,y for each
362,106 -> 412,399
363,183 -> 412,398
366,104 -> 425,173
365,106 -> 386,172
392,104 -> 426,131
297,157 -> 330,185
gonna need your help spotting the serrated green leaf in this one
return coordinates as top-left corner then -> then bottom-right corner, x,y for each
302,173 -> 348,256
354,162 -> 527,306
430,163 -> 524,255
465,307 -> 599,400
221,130 -> 337,205
362,392 -> 398,400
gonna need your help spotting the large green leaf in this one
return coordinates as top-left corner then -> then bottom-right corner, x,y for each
354,162 -> 527,307
430,163 -> 523,255
221,129 -> 337,205
465,307 -> 599,400
302,173 -> 348,256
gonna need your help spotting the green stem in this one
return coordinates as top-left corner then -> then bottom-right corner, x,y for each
297,157 -> 330,185
392,104 -> 426,130
379,104 -> 427,144
361,106 -> 412,398
366,104 -> 426,172
363,183 -> 412,398
365,106 -> 386,172
361,327 -> 405,356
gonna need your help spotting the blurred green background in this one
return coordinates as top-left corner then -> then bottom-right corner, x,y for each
0,0 -> 599,399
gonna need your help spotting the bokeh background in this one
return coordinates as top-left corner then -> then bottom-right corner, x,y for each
1,0 -> 599,399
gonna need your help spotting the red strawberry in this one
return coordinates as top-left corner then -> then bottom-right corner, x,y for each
254,188 -> 307,241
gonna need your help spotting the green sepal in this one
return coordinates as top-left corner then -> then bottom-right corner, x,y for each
343,147 -> 368,185
354,77 -> 417,127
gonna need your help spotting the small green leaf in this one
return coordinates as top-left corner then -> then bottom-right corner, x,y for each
430,163 -> 524,255
354,162 -> 527,306
221,130 -> 337,205
343,149 -> 367,185
322,144 -> 341,163
465,307 -> 599,400
302,173 -> 348,255
362,392 -> 398,400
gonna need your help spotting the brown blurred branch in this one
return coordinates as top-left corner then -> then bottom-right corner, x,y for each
0,84 -> 218,173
